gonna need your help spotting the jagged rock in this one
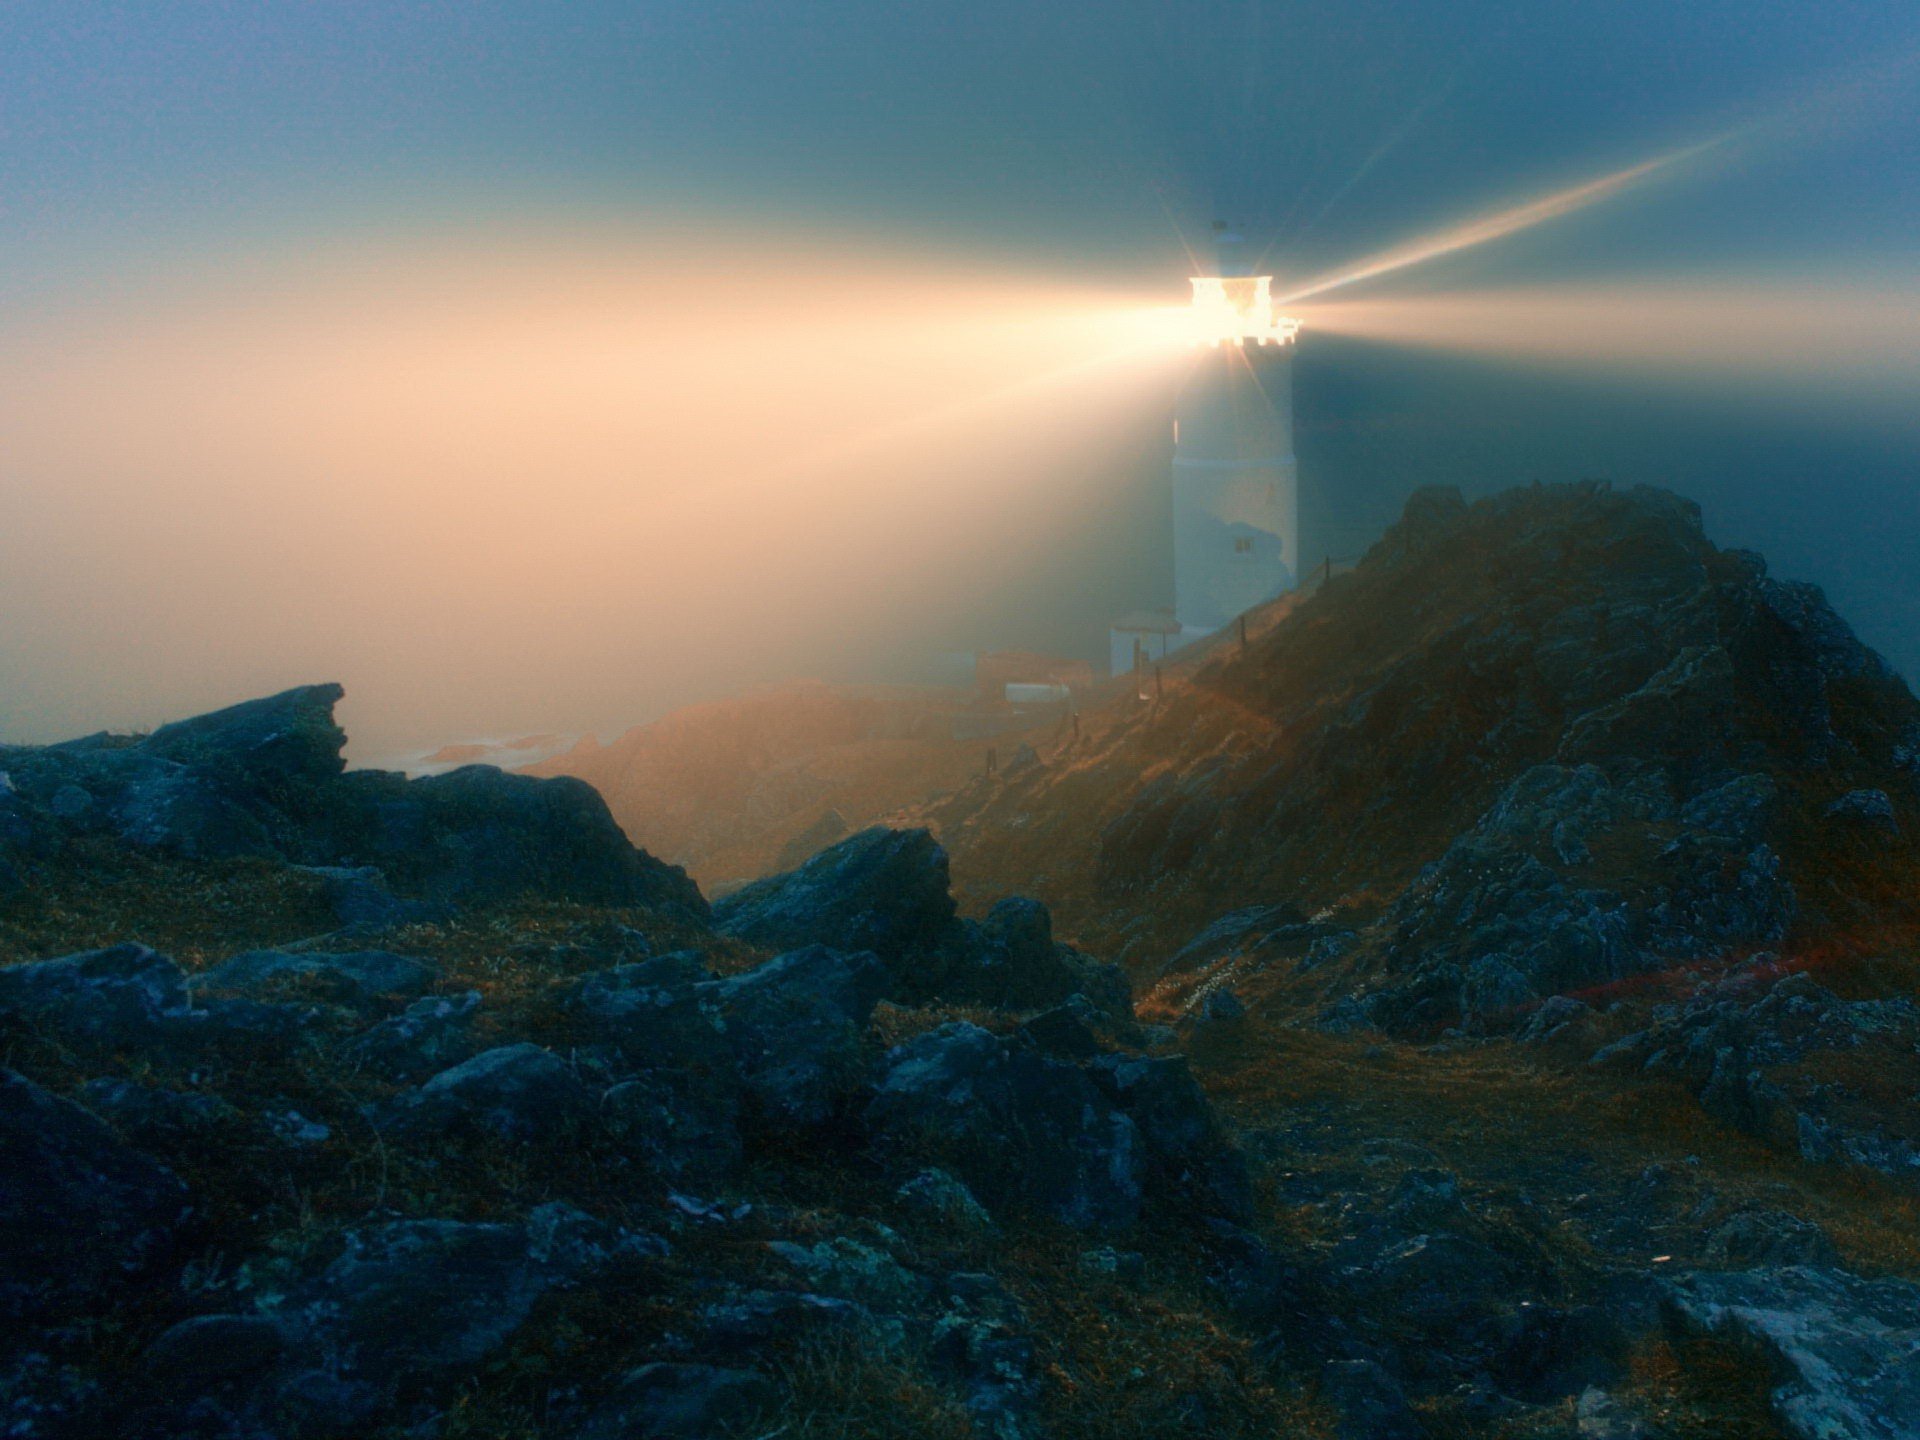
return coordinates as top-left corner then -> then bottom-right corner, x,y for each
144,683 -> 348,785
897,1168 -> 997,1233
706,944 -> 888,1125
1703,1210 -> 1837,1269
869,1023 -> 1143,1230
567,951 -> 726,1070
345,762 -> 708,913
1078,1246 -> 1146,1284
1517,994 -> 1593,1044
603,1069 -> 742,1185
1664,1266 -> 1920,1440
270,1208 -> 626,1404
767,1235 -> 923,1310
0,942 -> 192,1043
379,1042 -> 593,1142
1,684 -> 706,913
1086,1052 -> 1253,1220
715,827 -> 956,989
696,1287 -> 866,1350
343,990 -> 482,1080
1826,787 -> 1900,833
198,947 -> 438,1004
1592,971 -> 1920,1189
1020,994 -> 1106,1057
575,1363 -> 781,1440
0,1067 -> 192,1321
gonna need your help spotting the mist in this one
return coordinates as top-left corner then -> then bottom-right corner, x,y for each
3,1 -> 1918,757
0,229 -> 1188,759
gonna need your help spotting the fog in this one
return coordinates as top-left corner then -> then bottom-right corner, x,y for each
3,2 -> 1917,757
0,230 -> 1186,758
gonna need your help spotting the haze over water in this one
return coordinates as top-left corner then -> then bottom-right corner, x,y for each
3,2 -> 1917,758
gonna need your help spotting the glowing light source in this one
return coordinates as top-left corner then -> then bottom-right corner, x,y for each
1188,275 -> 1301,347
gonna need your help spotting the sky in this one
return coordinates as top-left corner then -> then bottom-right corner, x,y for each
2,1 -> 1918,758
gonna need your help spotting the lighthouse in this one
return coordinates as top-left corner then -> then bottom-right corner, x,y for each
1111,227 -> 1301,673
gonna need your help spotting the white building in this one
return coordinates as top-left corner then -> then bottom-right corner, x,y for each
1112,228 -> 1301,673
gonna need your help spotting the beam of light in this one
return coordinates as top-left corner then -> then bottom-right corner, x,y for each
1273,141 -> 1723,306
1296,278 -> 1920,399
0,226 -> 1186,756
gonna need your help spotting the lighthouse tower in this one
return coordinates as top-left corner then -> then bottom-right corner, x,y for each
1171,227 -> 1300,645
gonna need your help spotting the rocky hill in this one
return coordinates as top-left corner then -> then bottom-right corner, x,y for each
5,483 -> 1920,1440
922,482 -> 1920,1014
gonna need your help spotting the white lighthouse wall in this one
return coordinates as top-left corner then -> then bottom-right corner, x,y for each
1171,344 -> 1297,637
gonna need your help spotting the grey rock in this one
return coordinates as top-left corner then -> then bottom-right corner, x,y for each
707,944 -> 888,1125
1826,788 -> 1900,833
283,1210 -> 618,1390
1196,986 -> 1247,1028
714,827 -> 957,995
603,1069 -> 741,1185
1704,1210 -> 1838,1269
897,1168 -> 997,1233
380,1042 -> 592,1142
869,1023 -> 1143,1230
0,1067 -> 191,1321
568,952 -> 727,1071
199,948 -> 438,1004
294,864 -> 444,928
0,942 -> 191,1044
1087,1052 -> 1253,1220
343,990 -> 482,1080
767,1235 -> 923,1310
79,1077 -> 236,1141
1665,1266 -> 1920,1440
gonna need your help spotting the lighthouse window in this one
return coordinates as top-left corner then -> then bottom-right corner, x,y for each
1233,537 -> 1254,555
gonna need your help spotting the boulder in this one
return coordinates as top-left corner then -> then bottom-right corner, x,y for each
346,763 -> 708,914
706,945 -> 889,1125
603,1069 -> 742,1186
0,1067 -> 191,1321
568,952 -> 727,1070
142,683 -> 348,787
1826,787 -> 1900,834
1087,1053 -> 1253,1220
282,1210 -> 619,1390
766,1235 -> 923,1310
897,1168 -> 997,1233
198,948 -> 438,1004
868,1023 -> 1143,1230
1664,1266 -> 1920,1440
343,990 -> 482,1081
1703,1210 -> 1837,1269
0,942 -> 191,1045
379,1043 -> 592,1142
714,827 -> 956,996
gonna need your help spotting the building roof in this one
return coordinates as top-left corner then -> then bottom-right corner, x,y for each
1110,610 -> 1183,634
